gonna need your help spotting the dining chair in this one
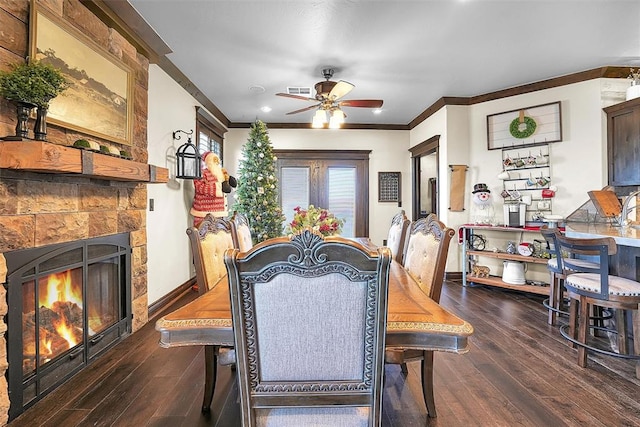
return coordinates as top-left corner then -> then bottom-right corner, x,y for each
385,210 -> 411,264
186,213 -> 236,413
385,214 -> 455,418
555,234 -> 640,379
230,211 -> 254,252
224,229 -> 392,426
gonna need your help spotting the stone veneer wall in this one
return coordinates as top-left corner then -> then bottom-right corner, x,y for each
0,1 -> 151,424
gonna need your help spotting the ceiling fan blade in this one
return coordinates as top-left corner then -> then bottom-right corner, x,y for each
338,99 -> 384,108
328,80 -> 354,100
285,104 -> 321,115
276,92 -> 317,102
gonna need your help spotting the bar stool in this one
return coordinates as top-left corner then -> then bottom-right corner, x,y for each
555,234 -> 640,379
540,226 -> 601,325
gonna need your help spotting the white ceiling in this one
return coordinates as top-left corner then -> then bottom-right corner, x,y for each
128,0 -> 640,127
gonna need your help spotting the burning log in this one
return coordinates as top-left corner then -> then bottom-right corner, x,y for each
22,302 -> 83,359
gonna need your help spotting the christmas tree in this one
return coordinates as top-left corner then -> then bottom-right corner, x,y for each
233,120 -> 284,242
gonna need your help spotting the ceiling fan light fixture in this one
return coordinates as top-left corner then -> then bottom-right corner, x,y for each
329,109 -> 345,129
312,109 -> 327,128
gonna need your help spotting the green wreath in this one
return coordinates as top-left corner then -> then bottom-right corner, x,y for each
509,116 -> 537,139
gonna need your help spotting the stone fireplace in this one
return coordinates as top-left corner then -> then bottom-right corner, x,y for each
4,232 -> 132,419
0,1 -> 163,424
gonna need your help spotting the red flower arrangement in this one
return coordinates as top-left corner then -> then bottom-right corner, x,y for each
285,205 -> 344,237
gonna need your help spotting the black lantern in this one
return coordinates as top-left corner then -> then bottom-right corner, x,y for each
174,129 -> 202,179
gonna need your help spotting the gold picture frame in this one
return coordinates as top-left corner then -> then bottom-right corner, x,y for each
30,3 -> 133,146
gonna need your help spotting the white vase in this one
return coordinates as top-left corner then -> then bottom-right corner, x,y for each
626,82 -> 640,101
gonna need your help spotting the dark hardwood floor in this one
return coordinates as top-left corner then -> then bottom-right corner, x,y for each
8,280 -> 640,426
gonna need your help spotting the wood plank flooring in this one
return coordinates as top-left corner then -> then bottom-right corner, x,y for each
8,281 -> 640,426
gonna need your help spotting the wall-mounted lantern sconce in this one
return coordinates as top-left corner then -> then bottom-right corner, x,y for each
174,129 -> 201,179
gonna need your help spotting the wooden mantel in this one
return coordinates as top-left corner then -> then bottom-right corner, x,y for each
0,141 -> 169,183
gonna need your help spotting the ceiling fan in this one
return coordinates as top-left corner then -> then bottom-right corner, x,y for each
276,68 -> 383,128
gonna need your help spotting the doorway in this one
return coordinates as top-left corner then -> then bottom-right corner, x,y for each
275,150 -> 370,237
410,135 -> 440,220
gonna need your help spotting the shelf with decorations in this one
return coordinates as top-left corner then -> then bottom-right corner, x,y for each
499,143 -> 555,220
460,224 -> 552,296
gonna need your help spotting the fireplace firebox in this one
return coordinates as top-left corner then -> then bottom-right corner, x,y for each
3,233 -> 132,420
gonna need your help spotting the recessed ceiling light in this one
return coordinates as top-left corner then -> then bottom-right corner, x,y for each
249,85 -> 265,93
261,106 -> 272,113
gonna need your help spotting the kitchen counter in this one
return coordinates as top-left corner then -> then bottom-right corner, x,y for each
565,222 -> 640,248
565,222 -> 640,282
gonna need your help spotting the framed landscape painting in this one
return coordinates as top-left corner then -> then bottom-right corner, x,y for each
30,4 -> 133,145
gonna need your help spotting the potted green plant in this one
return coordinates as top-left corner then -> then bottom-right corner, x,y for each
0,60 -> 68,140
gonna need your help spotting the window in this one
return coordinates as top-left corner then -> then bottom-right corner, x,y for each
195,106 -> 225,162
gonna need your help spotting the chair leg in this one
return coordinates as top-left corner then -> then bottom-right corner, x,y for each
633,307 -> 640,380
577,297 -> 589,368
400,362 -> 409,375
420,350 -> 437,418
547,272 -> 558,325
615,309 -> 628,355
568,296 -> 579,349
202,345 -> 218,413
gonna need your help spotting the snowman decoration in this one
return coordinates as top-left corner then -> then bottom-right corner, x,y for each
471,183 -> 495,225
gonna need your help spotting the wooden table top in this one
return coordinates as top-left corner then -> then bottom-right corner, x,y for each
156,255 -> 474,354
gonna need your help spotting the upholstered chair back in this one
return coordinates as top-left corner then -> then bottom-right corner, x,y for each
225,230 -> 392,427
187,214 -> 234,295
402,215 -> 455,303
386,210 -> 410,264
231,211 -> 254,252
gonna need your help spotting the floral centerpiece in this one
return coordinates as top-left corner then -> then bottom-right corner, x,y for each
285,205 -> 344,237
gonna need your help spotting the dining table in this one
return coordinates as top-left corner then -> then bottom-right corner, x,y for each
155,238 -> 474,356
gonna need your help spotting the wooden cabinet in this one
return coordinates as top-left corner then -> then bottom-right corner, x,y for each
461,225 -> 550,296
604,97 -> 640,187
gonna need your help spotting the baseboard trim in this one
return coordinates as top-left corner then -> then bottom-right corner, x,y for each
148,277 -> 197,321
445,272 -> 462,281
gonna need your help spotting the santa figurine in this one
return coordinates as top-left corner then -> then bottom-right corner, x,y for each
190,152 -> 237,227
471,183 -> 495,225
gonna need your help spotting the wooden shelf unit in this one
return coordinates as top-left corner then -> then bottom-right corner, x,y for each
461,225 -> 551,296
0,141 -> 169,183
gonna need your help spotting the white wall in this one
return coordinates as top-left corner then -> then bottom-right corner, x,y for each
223,128 -> 410,246
413,78 -> 624,275
146,65 -> 213,304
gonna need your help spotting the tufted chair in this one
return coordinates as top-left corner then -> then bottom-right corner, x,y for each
385,210 -> 411,264
555,234 -> 640,379
384,215 -> 455,418
186,214 -> 236,412
230,211 -> 254,252
225,230 -> 392,426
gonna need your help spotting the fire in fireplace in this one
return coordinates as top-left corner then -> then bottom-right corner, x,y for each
3,233 -> 132,421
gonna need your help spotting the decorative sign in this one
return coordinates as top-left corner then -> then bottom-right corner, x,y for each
486,101 -> 562,150
378,172 -> 401,203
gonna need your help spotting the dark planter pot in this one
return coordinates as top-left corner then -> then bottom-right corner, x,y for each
14,101 -> 36,139
34,106 -> 48,141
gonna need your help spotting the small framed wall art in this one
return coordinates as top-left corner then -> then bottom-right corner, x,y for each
378,172 -> 401,203
486,101 -> 562,150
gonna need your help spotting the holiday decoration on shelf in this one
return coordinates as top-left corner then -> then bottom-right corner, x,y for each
190,151 -> 237,227
471,183 -> 495,225
285,205 -> 344,237
233,120 -> 284,242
